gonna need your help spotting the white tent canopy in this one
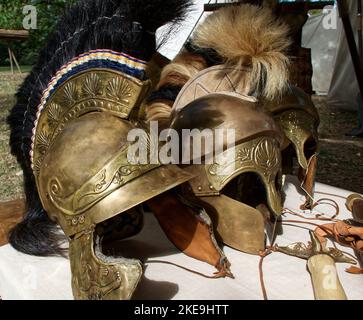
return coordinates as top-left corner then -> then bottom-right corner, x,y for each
157,0 -> 207,60
302,1 -> 362,110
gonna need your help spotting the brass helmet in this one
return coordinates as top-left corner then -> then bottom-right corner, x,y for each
32,65 -> 193,300
7,0 -> 206,301
169,92 -> 284,254
264,85 -> 320,208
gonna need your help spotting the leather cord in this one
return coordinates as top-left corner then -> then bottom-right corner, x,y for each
258,219 -> 278,300
146,260 -> 225,279
259,190 -> 359,300
144,191 -> 359,298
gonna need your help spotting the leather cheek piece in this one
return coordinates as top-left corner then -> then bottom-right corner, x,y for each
146,191 -> 231,275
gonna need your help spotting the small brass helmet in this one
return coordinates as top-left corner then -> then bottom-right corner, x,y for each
32,69 -> 193,300
264,85 -> 320,208
169,92 -> 284,255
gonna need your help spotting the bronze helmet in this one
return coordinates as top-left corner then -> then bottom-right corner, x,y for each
3,0 -> 201,300
31,65 -> 194,300
169,91 -> 284,255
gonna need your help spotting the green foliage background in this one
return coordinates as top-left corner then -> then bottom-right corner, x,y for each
0,0 -> 76,66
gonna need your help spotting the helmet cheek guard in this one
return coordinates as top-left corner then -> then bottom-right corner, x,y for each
267,86 -> 320,209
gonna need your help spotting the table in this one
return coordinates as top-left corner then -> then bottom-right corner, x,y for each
0,176 -> 362,300
0,29 -> 29,74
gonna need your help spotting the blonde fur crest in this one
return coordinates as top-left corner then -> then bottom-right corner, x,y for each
192,4 -> 291,100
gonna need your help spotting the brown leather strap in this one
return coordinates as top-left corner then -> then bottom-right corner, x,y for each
146,260 -> 228,279
147,191 -> 233,277
258,220 -> 278,300
0,199 -> 25,246
300,154 -> 318,210
345,266 -> 363,274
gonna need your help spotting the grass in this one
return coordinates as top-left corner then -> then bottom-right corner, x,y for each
0,66 -> 32,73
313,96 -> 363,194
0,72 -> 26,201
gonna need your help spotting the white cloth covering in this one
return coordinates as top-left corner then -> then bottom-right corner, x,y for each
0,176 -> 362,300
